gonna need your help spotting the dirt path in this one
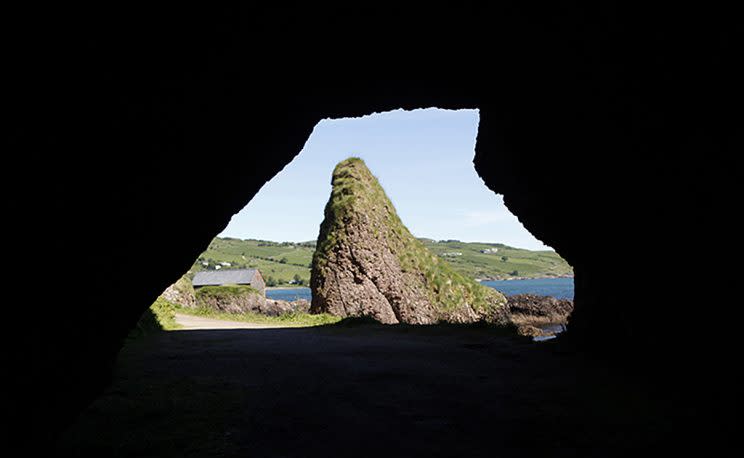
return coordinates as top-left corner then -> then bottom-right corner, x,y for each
174,313 -> 288,330
57,319 -> 664,457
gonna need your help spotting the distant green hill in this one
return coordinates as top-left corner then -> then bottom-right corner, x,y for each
418,240 -> 573,280
191,237 -> 572,287
192,238 -> 315,287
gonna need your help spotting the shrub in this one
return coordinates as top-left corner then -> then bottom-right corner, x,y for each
129,297 -> 179,339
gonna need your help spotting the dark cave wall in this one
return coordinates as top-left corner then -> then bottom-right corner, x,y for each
5,4 -> 735,449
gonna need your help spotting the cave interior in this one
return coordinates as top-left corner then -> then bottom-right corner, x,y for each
5,4 -> 736,453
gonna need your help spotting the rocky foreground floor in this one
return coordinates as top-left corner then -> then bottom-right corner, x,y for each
57,322 -> 677,457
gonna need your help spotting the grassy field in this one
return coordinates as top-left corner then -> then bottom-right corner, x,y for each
191,236 -> 572,286
419,239 -> 572,280
194,238 -> 314,286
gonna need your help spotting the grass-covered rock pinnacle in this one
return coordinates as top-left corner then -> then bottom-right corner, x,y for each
310,157 -> 508,324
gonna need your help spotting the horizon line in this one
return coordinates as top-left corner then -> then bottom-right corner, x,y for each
215,234 -> 555,252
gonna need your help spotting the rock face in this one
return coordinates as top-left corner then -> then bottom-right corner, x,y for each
291,299 -> 311,313
310,158 -> 508,324
195,285 -> 295,316
161,275 -> 196,308
506,294 -> 574,325
506,294 -> 574,336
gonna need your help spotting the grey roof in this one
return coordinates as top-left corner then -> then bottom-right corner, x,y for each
192,269 -> 259,287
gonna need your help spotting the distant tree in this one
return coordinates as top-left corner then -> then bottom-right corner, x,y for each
510,270 -> 519,276
279,257 -> 288,264
266,276 -> 277,287
293,274 -> 302,284
501,256 -> 509,262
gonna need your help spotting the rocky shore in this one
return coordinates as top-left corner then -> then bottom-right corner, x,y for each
192,286 -> 309,316
160,276 -> 310,317
162,267 -> 573,338
506,294 -> 574,337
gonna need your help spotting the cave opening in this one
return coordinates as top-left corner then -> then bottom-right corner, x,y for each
157,107 -> 575,338
58,108 -> 589,455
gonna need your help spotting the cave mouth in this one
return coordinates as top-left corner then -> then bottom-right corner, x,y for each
159,108 -> 574,336
58,107 -> 584,453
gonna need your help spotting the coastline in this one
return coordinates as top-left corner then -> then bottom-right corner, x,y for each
266,285 -> 308,290
267,276 -> 574,302
476,274 -> 574,282
267,276 -> 575,288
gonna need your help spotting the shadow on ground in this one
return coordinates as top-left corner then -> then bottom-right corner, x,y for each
56,323 -> 672,457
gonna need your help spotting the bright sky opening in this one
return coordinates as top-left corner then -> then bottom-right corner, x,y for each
220,108 -> 550,251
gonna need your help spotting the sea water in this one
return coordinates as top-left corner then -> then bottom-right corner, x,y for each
266,277 -> 574,301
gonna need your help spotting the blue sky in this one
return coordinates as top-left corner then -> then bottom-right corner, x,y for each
220,108 -> 551,251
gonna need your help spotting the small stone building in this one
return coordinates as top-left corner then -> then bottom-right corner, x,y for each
192,268 -> 266,296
